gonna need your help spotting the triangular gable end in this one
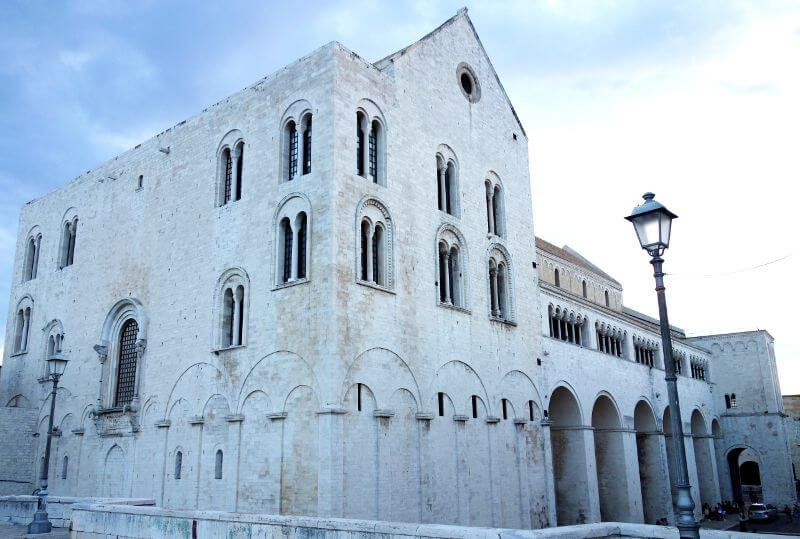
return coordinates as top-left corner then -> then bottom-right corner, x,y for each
374,8 -> 527,139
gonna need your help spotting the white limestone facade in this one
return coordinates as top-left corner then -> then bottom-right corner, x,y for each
0,8 -> 795,531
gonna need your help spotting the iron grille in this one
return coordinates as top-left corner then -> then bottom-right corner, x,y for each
235,150 -> 243,200
368,130 -> 377,181
298,215 -> 307,279
288,125 -> 298,180
114,319 -> 138,407
357,128 -> 364,176
224,152 -> 232,204
303,119 -> 311,175
371,231 -> 380,284
283,220 -> 293,282
360,225 -> 368,280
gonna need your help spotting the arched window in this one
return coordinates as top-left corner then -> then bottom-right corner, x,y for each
280,102 -> 313,182
216,131 -> 244,206
548,304 -> 585,346
61,455 -> 68,480
355,100 -> 387,185
274,194 -> 311,286
595,322 -> 625,358
435,152 -> 459,217
554,268 -> 560,287
215,449 -> 223,479
137,175 -> 144,190
175,451 -> 182,480
215,268 -> 249,349
59,218 -> 78,268
484,173 -> 504,236
356,197 -> 394,290
604,290 -> 610,307
13,296 -> 33,354
436,225 -> 468,309
501,398 -> 509,420
730,393 -> 737,407
582,280 -> 587,298
725,394 -> 731,409
114,319 -> 139,407
23,232 -> 41,282
488,245 -> 514,322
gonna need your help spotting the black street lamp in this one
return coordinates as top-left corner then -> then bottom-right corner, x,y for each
27,353 -> 69,535
626,192 -> 699,538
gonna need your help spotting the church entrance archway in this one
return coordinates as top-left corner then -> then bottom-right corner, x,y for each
634,400 -> 669,523
727,447 -> 762,504
549,386 -> 590,525
591,394 -> 629,522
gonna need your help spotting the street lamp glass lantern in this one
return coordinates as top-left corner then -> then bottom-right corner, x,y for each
625,192 -> 677,256
46,353 -> 69,378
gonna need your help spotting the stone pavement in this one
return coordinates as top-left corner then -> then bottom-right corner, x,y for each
0,522 -> 68,539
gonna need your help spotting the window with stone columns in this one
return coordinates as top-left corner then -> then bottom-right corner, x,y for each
435,145 -> 459,217
547,304 -> 585,346
23,229 -> 42,282
41,319 -> 65,379
58,211 -> 78,269
216,130 -> 244,206
672,348 -> 685,375
280,100 -> 313,183
355,100 -> 387,186
484,172 -> 504,237
214,269 -> 249,349
97,298 -> 147,411
487,244 -> 514,323
633,336 -> 657,367
356,197 -> 393,290
690,357 -> 707,380
274,194 -> 311,287
12,295 -> 33,354
435,224 -> 469,310
595,321 -> 625,358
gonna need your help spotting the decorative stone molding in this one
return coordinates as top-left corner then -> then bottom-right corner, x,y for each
595,320 -> 626,339
415,413 -> 434,421
548,303 -> 586,324
154,420 -> 171,429
225,414 -> 245,423
93,344 -> 108,364
266,412 -> 288,421
485,416 -> 500,423
452,414 -> 469,422
373,410 -> 395,418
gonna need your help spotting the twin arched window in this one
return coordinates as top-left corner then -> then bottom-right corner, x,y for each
356,198 -> 393,289
13,297 -> 33,354
436,225 -> 468,309
356,108 -> 386,185
218,140 -> 244,206
216,269 -> 249,349
23,232 -> 41,282
59,217 -> 78,269
274,195 -> 311,286
484,174 -> 504,236
283,113 -> 312,181
488,246 -> 513,322
435,149 -> 459,217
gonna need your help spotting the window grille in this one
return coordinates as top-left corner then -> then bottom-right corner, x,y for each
175,451 -> 182,480
282,219 -> 293,283
303,118 -> 312,175
236,147 -> 243,200
447,251 -> 456,305
236,286 -> 244,346
372,227 -> 381,285
114,319 -> 139,407
730,393 -> 737,407
357,121 -> 364,176
368,127 -> 377,181
298,214 -> 307,279
360,224 -> 368,281
224,150 -> 233,204
288,123 -> 298,181
439,249 -> 447,303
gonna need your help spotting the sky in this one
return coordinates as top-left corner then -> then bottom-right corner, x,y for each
1,1 -> 798,393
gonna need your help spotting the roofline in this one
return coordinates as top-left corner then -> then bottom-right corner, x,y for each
686,329 -> 774,342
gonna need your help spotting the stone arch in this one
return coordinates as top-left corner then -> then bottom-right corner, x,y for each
280,99 -> 313,182
634,399 -> 670,523
429,360 -> 489,417
725,445 -> 762,504
5,394 -> 31,408
499,370 -> 543,420
236,351 -> 321,415
22,225 -> 42,282
484,170 -> 505,237
691,408 -> 718,507
487,242 -> 515,322
273,193 -> 312,286
355,98 -> 387,186
164,362 -> 233,421
103,444 -> 127,498
435,144 -> 460,217
548,383 -> 590,525
592,393 -> 630,522
342,347 -> 421,410
12,294 -> 34,354
215,128 -> 245,206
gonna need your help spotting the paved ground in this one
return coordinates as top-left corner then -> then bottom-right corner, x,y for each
737,517 -> 800,535
0,522 -> 69,539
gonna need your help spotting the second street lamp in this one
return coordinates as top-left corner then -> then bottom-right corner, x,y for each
626,192 -> 700,539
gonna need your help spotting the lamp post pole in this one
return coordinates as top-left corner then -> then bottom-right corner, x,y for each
651,255 -> 699,538
27,368 -> 62,534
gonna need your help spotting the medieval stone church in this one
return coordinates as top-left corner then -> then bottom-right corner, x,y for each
1,9 -> 795,530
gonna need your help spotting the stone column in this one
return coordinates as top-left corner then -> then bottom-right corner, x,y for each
655,429 -> 677,525
583,426 -> 602,523
621,427 -> 645,522
21,309 -> 30,351
416,414 -> 433,523
226,415 -> 244,512
453,416 -> 469,525
155,420 -> 170,506
514,419 -> 532,528
130,339 -> 147,412
231,145 -> 241,201
366,121 -> 374,182
190,417 -> 205,509
540,419 -> 557,527
93,345 -> 108,409
705,435 -> 722,505
317,408 -> 346,517
375,411 -> 394,520
366,226 -> 374,283
485,416 -> 502,526
438,166 -> 447,212
32,236 -> 40,278
683,431 -> 702,520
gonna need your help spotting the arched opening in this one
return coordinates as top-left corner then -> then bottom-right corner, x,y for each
554,268 -> 560,287
114,319 -> 139,407
634,401 -> 670,523
372,223 -> 384,286
286,120 -> 298,181
592,394 -> 629,522
582,280 -> 587,298
280,217 -> 293,283
727,447 -> 762,504
549,386 -> 590,525
691,410 -> 718,508
175,451 -> 182,480
604,290 -> 610,307
215,449 -> 223,480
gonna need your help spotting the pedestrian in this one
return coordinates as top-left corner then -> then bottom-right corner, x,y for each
738,509 -> 748,532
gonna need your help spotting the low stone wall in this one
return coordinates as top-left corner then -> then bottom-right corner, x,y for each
68,504 -> 784,539
0,496 -> 153,528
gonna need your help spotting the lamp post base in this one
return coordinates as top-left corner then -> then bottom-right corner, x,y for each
27,509 -> 52,534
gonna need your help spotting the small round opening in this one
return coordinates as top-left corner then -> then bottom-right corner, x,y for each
460,73 -> 473,95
